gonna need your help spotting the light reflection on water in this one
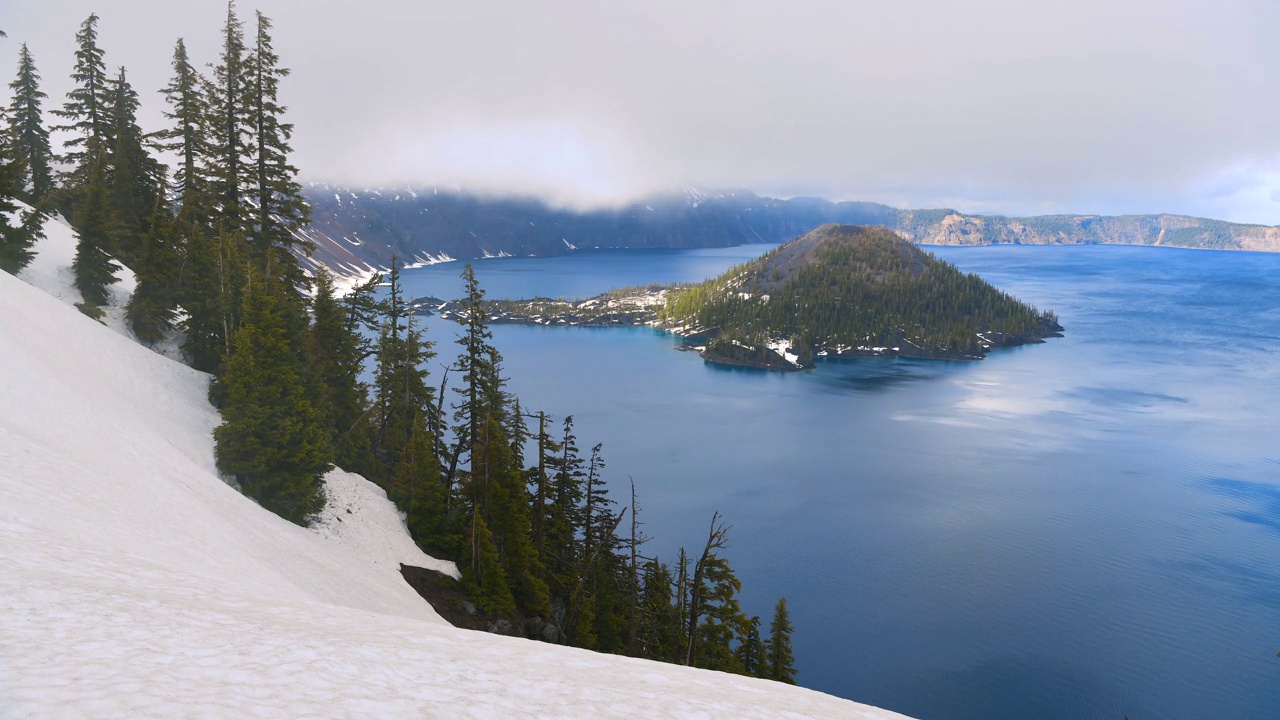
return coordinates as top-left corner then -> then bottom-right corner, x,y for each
401,243 -> 1280,720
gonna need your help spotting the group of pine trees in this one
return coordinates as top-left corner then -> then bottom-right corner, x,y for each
0,8 -> 797,683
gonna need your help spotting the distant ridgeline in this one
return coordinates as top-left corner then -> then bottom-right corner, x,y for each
658,225 -> 1062,369
299,185 -> 1280,278
414,225 -> 1063,371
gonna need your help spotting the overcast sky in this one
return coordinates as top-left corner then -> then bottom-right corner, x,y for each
6,0 -> 1280,222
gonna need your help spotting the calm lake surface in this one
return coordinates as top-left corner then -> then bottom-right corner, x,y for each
400,243 -> 1280,720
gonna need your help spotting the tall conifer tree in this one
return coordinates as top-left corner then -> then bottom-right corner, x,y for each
0,101 -> 45,274
309,269 -> 372,472
215,265 -> 331,524
764,597 -> 797,684
6,43 -> 54,204
207,1 -> 251,234
126,189 -> 179,344
157,38 -> 208,222
104,67 -> 160,264
70,155 -> 119,318
52,13 -> 111,200
245,11 -> 308,263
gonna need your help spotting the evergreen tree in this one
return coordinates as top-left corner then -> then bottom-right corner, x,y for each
637,559 -> 681,662
472,412 -> 550,617
214,265 -> 331,524
6,43 -> 54,204
691,553 -> 748,673
70,154 -> 119,318
450,263 -> 496,473
370,259 -> 455,553
764,597 -> 797,684
104,66 -> 160,264
245,11 -> 309,266
735,615 -> 767,678
125,190 -> 179,344
0,117 -> 45,274
465,510 -> 516,616
206,1 -> 252,234
156,38 -> 208,223
544,414 -> 586,596
178,223 -> 242,371
51,13 -> 111,202
309,269 -> 372,473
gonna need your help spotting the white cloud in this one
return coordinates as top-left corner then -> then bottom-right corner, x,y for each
5,0 -> 1280,221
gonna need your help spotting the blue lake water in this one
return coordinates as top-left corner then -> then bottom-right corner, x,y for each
399,244 -> 1280,720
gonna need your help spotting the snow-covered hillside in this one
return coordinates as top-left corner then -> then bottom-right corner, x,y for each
0,215 -> 911,719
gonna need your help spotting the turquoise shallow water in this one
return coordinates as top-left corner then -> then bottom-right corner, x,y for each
399,243 -> 1280,720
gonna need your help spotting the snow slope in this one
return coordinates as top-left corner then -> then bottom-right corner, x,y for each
0,219 -> 912,719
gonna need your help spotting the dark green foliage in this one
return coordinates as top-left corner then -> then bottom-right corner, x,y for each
206,1 -> 252,234
451,263 -> 496,465
370,260 -> 453,552
214,268 -> 331,525
465,510 -> 516,616
125,194 -> 179,344
636,559 -> 683,662
6,43 -> 54,204
71,154 -> 119,319
471,413 -> 551,617
662,224 -> 1058,356
178,224 -> 242,371
0,111 -> 45,274
156,38 -> 208,221
309,269 -> 372,472
735,615 -> 767,678
691,553 -> 748,673
51,13 -> 112,201
245,11 -> 309,263
764,597 -> 797,684
104,67 -> 162,265
0,203 -> 44,275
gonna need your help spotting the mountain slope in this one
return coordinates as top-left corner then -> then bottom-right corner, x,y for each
0,218 -> 911,719
660,224 -> 1061,369
297,185 -> 1280,280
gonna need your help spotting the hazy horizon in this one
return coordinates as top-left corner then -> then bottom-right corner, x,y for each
5,0 -> 1280,223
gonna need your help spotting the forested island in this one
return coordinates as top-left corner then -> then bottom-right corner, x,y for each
416,224 -> 1063,371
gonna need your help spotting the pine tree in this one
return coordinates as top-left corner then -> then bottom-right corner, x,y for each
245,11 -> 309,265
692,553 -> 748,673
465,510 -> 516,616
309,269 -> 372,472
6,43 -> 54,204
104,66 -> 161,265
735,615 -> 767,678
178,223 -> 241,371
0,115 -> 45,274
156,38 -> 208,223
51,13 -> 112,203
450,263 -> 496,473
545,414 -> 586,596
472,412 -> 550,618
214,265 -> 331,524
206,1 -> 252,234
764,597 -> 797,684
370,259 -> 456,553
71,153 -> 119,318
125,190 -> 179,344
